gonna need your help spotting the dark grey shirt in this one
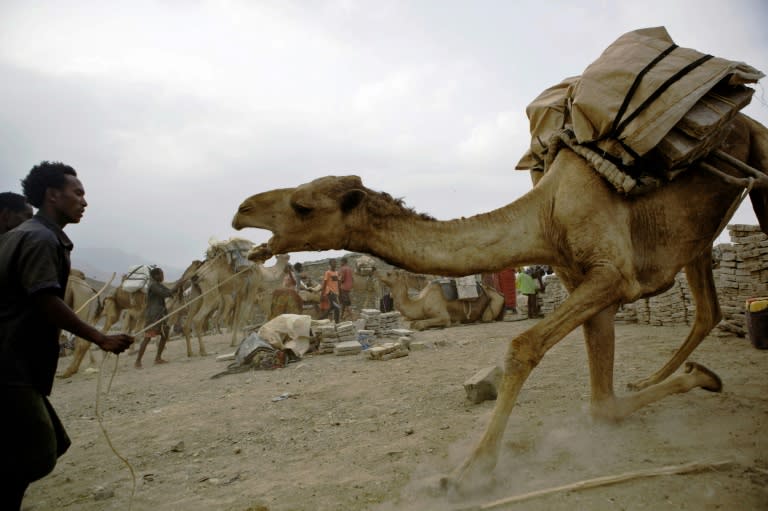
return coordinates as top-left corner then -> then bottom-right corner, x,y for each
145,280 -> 175,324
0,214 -> 72,396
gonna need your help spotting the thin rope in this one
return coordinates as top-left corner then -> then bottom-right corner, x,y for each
95,353 -> 137,510
73,272 -> 116,315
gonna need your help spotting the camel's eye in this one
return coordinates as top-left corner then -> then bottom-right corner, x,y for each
291,202 -> 312,217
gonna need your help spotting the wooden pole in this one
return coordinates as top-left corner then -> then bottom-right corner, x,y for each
462,460 -> 735,511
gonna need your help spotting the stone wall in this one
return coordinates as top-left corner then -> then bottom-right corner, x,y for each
538,224 -> 768,336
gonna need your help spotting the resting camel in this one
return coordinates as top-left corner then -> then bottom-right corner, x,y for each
59,276 -> 147,378
231,111 -> 768,490
377,269 -> 505,330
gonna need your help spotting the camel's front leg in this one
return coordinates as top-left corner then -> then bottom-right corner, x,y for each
628,249 -> 721,391
410,314 -> 451,331
192,299 -> 216,357
409,308 -> 451,331
444,268 -> 624,492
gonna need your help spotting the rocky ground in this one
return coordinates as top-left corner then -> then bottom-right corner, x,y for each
23,317 -> 768,511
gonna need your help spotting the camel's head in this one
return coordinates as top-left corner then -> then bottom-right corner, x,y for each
376,269 -> 402,288
232,175 -> 368,260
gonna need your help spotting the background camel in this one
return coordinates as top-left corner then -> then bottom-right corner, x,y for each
231,111 -> 768,490
377,269 -> 504,330
58,270 -> 100,378
59,274 -> 147,378
166,259 -> 208,357
186,240 -> 290,354
229,253 -> 290,344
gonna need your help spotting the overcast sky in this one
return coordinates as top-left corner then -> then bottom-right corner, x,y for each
1,1 -> 767,275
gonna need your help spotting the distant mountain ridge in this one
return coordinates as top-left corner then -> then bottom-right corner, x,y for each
71,246 -> 183,282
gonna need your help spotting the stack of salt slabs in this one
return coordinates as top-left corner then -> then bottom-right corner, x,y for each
317,321 -> 358,354
334,340 -> 363,356
360,309 -> 381,332
367,341 -> 408,361
357,329 -> 375,347
378,311 -> 402,333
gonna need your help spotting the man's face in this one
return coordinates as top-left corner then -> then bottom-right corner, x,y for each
51,175 -> 87,224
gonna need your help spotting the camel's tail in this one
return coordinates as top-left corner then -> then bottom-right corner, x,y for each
745,114 -> 768,235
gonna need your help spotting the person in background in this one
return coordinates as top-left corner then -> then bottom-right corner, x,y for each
320,258 -> 341,323
338,256 -> 354,320
293,262 -> 318,291
135,267 -> 176,368
516,267 -> 539,319
269,263 -> 304,319
0,191 -> 33,236
0,161 -> 134,510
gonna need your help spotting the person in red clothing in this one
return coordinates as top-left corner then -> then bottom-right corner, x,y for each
496,267 -> 518,313
338,256 -> 354,320
320,259 -> 341,322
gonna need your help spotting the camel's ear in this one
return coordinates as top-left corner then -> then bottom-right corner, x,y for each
340,189 -> 366,213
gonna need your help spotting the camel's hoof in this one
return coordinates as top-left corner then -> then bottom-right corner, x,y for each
57,372 -> 74,379
685,361 -> 723,392
626,380 -> 651,392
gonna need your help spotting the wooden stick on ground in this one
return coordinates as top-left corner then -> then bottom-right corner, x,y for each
467,460 -> 735,511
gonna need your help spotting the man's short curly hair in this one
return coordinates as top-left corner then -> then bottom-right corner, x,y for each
21,161 -> 77,208
0,191 -> 28,213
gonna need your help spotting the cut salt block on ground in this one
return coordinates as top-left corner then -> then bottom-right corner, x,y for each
463,365 -> 502,404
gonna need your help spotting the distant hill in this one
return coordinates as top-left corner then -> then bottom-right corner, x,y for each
71,246 -> 183,282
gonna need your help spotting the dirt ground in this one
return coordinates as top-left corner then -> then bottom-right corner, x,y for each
23,317 -> 768,511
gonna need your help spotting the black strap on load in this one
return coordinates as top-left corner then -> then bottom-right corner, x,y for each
613,48 -> 714,139
610,43 -> 679,136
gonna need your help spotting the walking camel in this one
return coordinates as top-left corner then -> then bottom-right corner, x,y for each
377,269 -> 505,330
231,111 -> 768,490
187,240 -> 291,354
58,270 -> 100,378
59,275 -> 146,378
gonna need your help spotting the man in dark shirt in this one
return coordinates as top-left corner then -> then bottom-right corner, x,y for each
0,191 -> 33,235
0,161 -> 134,510
135,267 -> 177,368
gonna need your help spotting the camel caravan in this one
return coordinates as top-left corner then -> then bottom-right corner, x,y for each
231,27 -> 768,490
58,234 -> 509,377
53,26 -> 768,492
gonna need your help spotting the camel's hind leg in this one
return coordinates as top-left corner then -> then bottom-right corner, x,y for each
584,305 -> 721,422
627,249 -> 721,391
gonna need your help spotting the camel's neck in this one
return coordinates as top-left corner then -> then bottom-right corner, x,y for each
348,186 -> 555,275
259,258 -> 288,281
386,276 -> 417,310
